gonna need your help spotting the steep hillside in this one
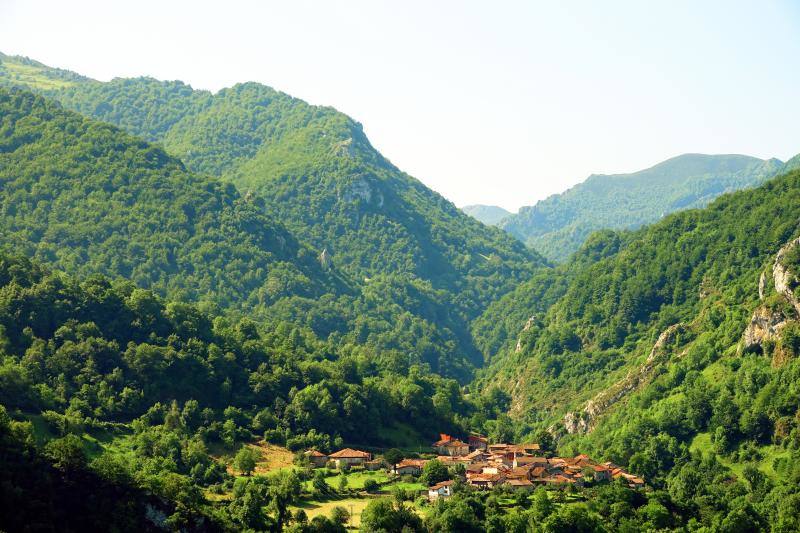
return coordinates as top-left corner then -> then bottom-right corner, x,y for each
501,153 -> 791,262
0,87 -> 334,308
461,204 -> 512,226
0,56 -> 547,377
476,167 -> 800,439
0,250 -> 487,530
0,54 -> 544,321
465,168 -> 800,529
0,88 -> 473,376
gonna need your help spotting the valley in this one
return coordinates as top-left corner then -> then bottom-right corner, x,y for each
0,49 -> 799,532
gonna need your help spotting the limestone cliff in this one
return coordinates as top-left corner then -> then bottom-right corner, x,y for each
773,236 -> 800,314
740,236 -> 800,364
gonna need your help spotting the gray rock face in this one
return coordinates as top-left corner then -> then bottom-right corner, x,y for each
319,248 -> 331,270
563,411 -> 590,434
339,176 -> 384,207
740,236 -> 800,353
741,306 -> 790,352
773,236 -> 800,315
514,316 -> 537,353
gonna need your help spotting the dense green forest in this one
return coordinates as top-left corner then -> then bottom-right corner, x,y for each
0,85 -> 536,378
2,52 -> 800,531
0,88 -> 335,307
480,166 -> 800,425
501,153 -> 796,262
0,53 -> 542,296
471,168 -> 800,529
0,251 -> 508,530
0,54 -> 546,377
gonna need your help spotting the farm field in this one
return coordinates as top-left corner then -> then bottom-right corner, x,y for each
290,496 -> 374,529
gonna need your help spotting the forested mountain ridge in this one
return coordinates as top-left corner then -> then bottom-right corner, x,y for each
480,166 -> 800,425
0,88 -> 337,308
0,56 -> 547,378
461,205 -> 512,226
0,87 -> 480,378
501,153 -> 793,262
0,52 -> 545,376
467,168 -> 800,528
3,51 -> 800,531
476,164 -> 800,447
0,53 -> 545,314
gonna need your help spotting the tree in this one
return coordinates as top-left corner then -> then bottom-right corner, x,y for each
421,459 -> 449,486
540,504 -> 602,533
489,414 -> 515,444
425,498 -> 483,533
268,470 -> 302,530
337,472 -> 348,492
533,429 -> 555,454
383,448 -> 404,467
233,445 -> 260,476
228,476 -> 271,531
359,499 -> 423,532
43,434 -> 87,472
313,470 -> 331,495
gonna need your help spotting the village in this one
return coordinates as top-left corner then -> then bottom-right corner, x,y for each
303,433 -> 644,502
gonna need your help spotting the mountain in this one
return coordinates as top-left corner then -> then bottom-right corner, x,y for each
469,165 -> 800,528
0,87 -> 336,308
0,55 -> 548,377
0,52 -> 541,288
461,204 -> 512,226
472,166 -> 800,518
479,165 -> 800,424
2,52 -> 800,530
501,153 -> 792,262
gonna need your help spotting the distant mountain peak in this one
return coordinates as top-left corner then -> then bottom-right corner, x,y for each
500,152 -> 795,262
461,204 -> 512,226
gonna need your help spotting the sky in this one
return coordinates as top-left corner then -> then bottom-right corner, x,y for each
1,1 -> 799,211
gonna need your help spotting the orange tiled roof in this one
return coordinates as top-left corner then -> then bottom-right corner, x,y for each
328,448 -> 370,459
396,459 -> 427,468
305,450 -> 327,457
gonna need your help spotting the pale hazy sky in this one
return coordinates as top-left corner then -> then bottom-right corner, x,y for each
2,1 -> 799,211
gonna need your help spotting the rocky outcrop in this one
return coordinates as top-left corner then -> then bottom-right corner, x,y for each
563,323 -> 686,434
333,137 -> 356,158
740,236 -> 800,355
515,316 -> 537,353
563,411 -> 590,434
741,306 -> 790,353
339,176 -> 384,207
773,236 -> 800,314
319,248 -> 331,270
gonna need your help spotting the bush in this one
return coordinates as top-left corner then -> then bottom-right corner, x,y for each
331,506 -> 349,525
363,478 -> 379,493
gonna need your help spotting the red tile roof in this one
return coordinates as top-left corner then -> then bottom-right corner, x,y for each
396,459 -> 427,468
305,450 -> 327,457
328,448 -> 370,459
